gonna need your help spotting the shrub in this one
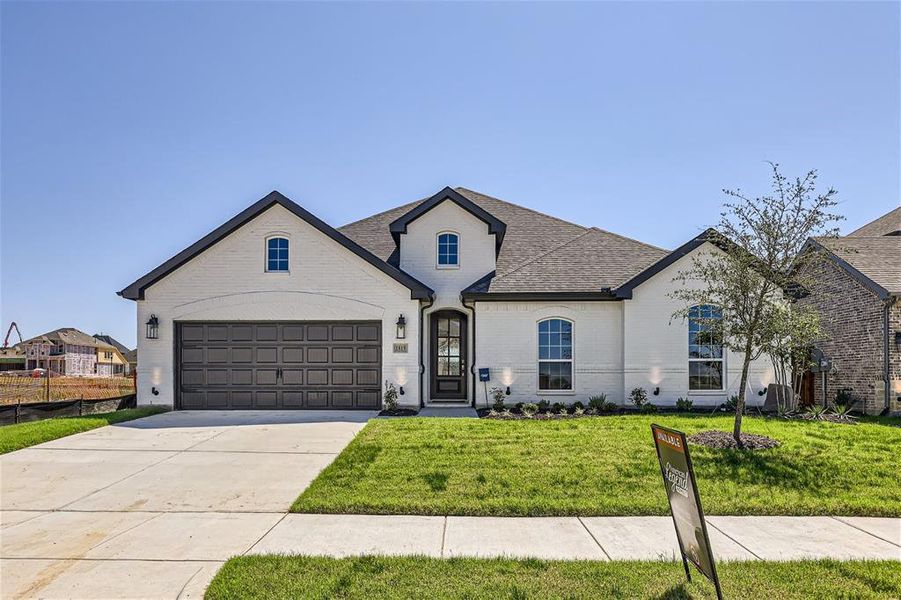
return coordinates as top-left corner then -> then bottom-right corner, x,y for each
537,400 -> 550,413
675,397 -> 693,411
383,382 -> 399,411
640,402 -> 658,414
571,401 -> 585,412
629,387 -> 648,409
572,406 -> 585,416
806,404 -> 828,420
834,389 -> 855,410
490,387 -> 506,412
588,394 -> 608,411
551,402 -> 566,414
521,402 -> 538,417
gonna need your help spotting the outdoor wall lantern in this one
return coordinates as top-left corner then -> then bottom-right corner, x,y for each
653,387 -> 660,396
151,387 -> 160,396
146,315 -> 159,340
505,386 -> 511,395
758,388 -> 767,396
396,314 -> 406,339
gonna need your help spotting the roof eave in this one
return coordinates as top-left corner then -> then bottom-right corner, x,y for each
804,238 -> 893,301
614,229 -> 719,299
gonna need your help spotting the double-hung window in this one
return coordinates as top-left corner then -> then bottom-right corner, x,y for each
688,304 -> 724,390
538,318 -> 573,391
266,237 -> 289,272
437,232 -> 459,267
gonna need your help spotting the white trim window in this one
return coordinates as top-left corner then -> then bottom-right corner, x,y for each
436,232 -> 459,268
266,237 -> 289,272
688,304 -> 724,391
538,318 -> 573,391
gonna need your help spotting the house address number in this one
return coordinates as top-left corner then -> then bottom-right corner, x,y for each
393,343 -> 408,353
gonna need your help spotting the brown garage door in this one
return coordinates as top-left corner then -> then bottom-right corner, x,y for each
176,321 -> 382,410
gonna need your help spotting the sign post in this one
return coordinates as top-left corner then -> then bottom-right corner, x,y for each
478,368 -> 490,408
650,424 -> 723,600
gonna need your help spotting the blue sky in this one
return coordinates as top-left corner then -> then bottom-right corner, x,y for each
2,1 -> 898,348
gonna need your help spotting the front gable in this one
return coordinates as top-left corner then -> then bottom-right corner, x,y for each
119,191 -> 432,301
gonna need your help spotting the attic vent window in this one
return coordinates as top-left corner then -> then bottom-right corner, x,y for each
437,232 -> 459,268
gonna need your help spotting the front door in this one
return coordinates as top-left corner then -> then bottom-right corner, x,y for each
430,311 -> 467,400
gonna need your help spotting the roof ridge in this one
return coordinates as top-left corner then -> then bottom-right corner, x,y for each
492,228 -> 597,282
454,187 -> 589,231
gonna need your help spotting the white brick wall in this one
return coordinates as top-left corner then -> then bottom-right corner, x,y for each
135,204 -> 421,409
623,242 -> 773,407
474,301 -> 624,408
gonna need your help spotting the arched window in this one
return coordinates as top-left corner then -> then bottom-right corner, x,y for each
688,304 -> 724,390
538,318 -> 573,391
437,232 -> 459,267
266,237 -> 289,272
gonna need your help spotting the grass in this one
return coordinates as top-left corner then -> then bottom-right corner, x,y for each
292,414 -> 901,516
205,555 -> 901,599
0,406 -> 168,454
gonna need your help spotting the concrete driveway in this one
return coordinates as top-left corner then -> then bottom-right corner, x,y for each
0,410 -> 374,599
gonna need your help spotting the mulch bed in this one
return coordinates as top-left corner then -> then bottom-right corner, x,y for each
688,430 -> 781,450
378,409 -> 419,417
477,408 -> 624,420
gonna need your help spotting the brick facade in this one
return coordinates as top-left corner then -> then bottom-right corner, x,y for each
798,259 -> 897,414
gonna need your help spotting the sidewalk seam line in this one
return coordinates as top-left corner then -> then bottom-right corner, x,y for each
243,513 -> 289,555
83,512 -> 165,555
440,516 -> 448,558
176,564 -> 209,600
576,517 -> 611,560
830,516 -> 901,548
705,519 -> 762,560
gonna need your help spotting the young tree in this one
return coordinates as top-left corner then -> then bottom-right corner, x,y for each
670,163 -> 842,446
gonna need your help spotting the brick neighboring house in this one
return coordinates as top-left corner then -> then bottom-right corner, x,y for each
23,328 -> 122,377
799,207 -> 900,414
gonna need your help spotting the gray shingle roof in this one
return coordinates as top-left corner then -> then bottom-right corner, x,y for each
815,236 -> 901,296
23,328 -> 115,350
93,334 -> 132,355
339,187 -> 667,295
847,206 -> 901,237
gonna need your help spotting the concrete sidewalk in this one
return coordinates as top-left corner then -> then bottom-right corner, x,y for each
248,514 -> 901,562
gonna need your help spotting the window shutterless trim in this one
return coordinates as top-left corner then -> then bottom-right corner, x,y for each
265,235 -> 290,273
436,231 -> 460,269
537,317 -> 574,392
687,304 -> 725,392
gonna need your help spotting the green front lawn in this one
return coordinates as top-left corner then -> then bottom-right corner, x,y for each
206,555 -> 901,599
0,406 -> 168,454
292,415 -> 901,516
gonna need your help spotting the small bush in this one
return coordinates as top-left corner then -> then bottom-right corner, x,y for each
490,387 -> 506,412
806,404 -> 828,420
571,401 -> 585,412
675,397 -> 693,411
537,400 -> 550,413
640,402 -> 658,414
383,382 -> 399,411
834,389 -> 855,411
551,402 -> 566,414
521,402 -> 538,417
572,406 -> 585,416
588,394 -> 608,411
629,387 -> 648,408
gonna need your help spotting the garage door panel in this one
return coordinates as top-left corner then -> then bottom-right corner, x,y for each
176,321 -> 381,410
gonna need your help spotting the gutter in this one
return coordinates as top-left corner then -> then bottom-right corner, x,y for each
462,296 -> 477,408
418,296 -> 434,408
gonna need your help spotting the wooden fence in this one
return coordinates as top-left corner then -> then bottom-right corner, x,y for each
0,374 -> 137,405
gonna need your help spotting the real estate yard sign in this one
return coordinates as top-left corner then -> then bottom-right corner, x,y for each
651,424 -> 723,600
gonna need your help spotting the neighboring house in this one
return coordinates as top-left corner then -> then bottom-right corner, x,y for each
118,187 -> 774,411
93,334 -> 134,376
799,207 -> 900,414
0,346 -> 26,372
123,349 -> 138,374
23,328 -> 120,377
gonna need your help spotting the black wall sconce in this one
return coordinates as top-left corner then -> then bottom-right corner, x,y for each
146,315 -> 159,340
396,314 -> 406,340
399,386 -> 405,395
505,386 -> 511,396
653,387 -> 660,396
758,388 -> 767,396
151,387 -> 160,396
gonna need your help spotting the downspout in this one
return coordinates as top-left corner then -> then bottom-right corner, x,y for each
418,296 -> 434,408
462,296 -> 477,408
882,297 -> 896,414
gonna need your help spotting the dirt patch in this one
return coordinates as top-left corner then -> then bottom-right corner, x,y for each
378,409 -> 419,417
688,430 -> 781,450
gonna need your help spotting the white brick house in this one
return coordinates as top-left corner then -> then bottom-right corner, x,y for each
119,187 -> 774,410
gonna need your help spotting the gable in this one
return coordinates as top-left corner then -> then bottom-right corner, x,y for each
118,191 -> 432,300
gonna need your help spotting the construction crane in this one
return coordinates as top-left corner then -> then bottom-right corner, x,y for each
3,322 -> 23,348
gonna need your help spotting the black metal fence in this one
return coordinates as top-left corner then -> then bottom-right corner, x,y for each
0,394 -> 137,426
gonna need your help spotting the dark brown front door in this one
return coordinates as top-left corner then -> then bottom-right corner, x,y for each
430,311 -> 467,400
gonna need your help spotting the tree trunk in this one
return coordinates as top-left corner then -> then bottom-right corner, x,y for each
734,340 -> 753,447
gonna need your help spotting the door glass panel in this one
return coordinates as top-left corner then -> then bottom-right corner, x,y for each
448,338 -> 460,356
437,319 -> 449,336
449,319 -> 461,337
448,357 -> 460,375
